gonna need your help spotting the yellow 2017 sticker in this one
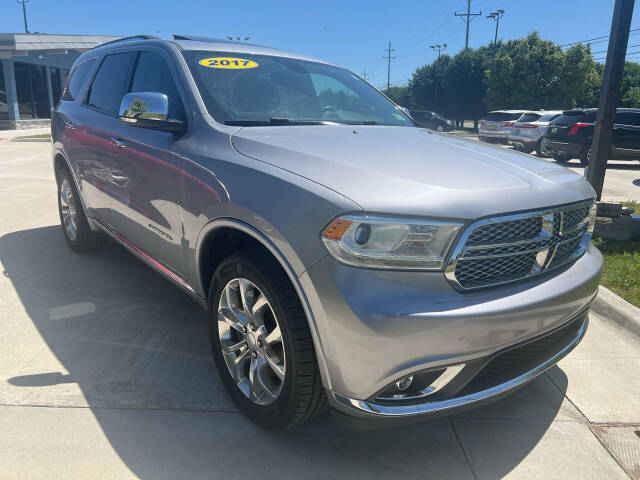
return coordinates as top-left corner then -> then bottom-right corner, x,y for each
199,57 -> 259,69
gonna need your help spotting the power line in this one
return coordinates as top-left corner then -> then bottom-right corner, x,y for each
383,41 -> 396,91
454,0 -> 482,49
594,50 -> 640,61
592,43 -> 640,55
560,28 -> 640,48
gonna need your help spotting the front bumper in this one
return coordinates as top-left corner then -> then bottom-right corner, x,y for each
299,245 -> 602,421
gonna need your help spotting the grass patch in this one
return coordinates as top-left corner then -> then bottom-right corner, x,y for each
592,237 -> 640,307
14,133 -> 51,139
621,200 -> 639,211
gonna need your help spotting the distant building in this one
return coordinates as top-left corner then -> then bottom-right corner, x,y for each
0,33 -> 120,129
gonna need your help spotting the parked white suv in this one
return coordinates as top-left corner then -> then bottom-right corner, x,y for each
509,111 -> 563,155
478,110 -> 530,143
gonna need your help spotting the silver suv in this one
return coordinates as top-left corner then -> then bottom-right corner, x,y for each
52,35 -> 602,429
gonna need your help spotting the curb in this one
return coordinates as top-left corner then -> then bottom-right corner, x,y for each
591,285 -> 640,338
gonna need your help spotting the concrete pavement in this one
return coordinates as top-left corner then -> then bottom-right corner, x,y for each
1,140 -> 639,479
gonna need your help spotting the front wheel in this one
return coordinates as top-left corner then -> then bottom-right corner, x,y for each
208,250 -> 327,429
436,125 -> 444,132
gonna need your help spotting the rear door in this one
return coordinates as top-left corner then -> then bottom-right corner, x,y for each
77,52 -> 136,226
612,111 -> 640,160
108,49 -> 188,272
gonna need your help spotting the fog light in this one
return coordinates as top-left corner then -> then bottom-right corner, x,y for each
395,375 -> 413,391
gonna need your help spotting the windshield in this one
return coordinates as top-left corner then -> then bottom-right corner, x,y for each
182,51 -> 413,126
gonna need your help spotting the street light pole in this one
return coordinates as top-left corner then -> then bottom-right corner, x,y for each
430,43 -> 447,111
17,0 -> 29,33
487,10 -> 504,74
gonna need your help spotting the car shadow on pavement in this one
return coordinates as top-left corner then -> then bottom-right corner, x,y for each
1,225 -> 571,479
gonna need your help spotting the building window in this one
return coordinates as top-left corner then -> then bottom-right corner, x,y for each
14,62 -> 50,119
50,67 -> 63,107
0,61 -> 7,121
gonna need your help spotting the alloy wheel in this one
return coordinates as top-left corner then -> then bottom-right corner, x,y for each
59,178 -> 78,241
217,278 -> 286,405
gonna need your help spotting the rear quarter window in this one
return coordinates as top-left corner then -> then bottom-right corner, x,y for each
484,112 -> 523,122
62,58 -> 96,101
518,113 -> 542,122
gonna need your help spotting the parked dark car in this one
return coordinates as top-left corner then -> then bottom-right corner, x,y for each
409,110 -> 455,131
542,108 -> 640,165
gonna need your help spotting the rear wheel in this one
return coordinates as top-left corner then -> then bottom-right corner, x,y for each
552,152 -> 571,164
56,166 -> 103,252
208,250 -> 327,429
579,144 -> 591,167
535,139 -> 547,157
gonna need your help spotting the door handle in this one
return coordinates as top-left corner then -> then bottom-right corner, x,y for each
110,171 -> 129,186
63,121 -> 77,130
110,138 -> 127,148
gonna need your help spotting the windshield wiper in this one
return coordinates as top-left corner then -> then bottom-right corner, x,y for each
224,118 -> 338,126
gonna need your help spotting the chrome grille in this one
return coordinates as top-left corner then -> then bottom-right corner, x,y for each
446,201 -> 593,290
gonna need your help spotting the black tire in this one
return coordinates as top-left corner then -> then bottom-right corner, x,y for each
552,152 -> 571,164
208,249 -> 327,429
579,144 -> 591,167
535,139 -> 546,157
56,166 -> 103,253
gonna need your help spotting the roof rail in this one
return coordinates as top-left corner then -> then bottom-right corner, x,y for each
95,35 -> 159,49
173,34 -> 252,45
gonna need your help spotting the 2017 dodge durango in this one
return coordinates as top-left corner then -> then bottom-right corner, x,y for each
52,35 -> 602,429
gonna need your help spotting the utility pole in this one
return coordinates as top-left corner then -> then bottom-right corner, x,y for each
586,0 -> 635,199
487,10 -> 505,74
455,0 -> 482,49
383,41 -> 396,91
17,0 -> 29,33
430,44 -> 447,111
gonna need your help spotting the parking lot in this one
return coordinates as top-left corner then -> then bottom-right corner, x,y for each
449,132 -> 640,203
1,139 -> 639,479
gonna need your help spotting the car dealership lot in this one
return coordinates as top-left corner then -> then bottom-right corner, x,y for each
0,140 -> 639,479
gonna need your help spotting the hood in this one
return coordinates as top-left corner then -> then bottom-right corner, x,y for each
231,125 -> 595,220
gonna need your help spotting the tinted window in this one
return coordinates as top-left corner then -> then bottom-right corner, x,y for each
553,112 -> 596,124
484,112 -> 523,122
518,113 -> 542,122
410,111 -> 432,121
129,52 -> 185,121
86,53 -> 135,115
540,113 -> 561,122
62,58 -> 96,101
615,111 -> 640,126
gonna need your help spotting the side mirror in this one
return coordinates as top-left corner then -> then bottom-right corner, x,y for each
118,92 -> 184,133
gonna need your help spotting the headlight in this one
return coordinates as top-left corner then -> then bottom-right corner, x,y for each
588,201 -> 597,233
321,215 -> 463,270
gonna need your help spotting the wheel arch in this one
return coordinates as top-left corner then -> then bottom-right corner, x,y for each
195,218 -> 332,390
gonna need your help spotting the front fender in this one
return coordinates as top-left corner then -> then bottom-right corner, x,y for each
194,217 -> 333,390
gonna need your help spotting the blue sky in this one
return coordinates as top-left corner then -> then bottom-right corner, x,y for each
4,0 -> 640,89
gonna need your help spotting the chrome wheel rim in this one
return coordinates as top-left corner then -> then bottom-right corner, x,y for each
217,278 -> 286,405
59,178 -> 78,241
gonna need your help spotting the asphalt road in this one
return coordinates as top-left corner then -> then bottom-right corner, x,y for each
1,140 -> 639,479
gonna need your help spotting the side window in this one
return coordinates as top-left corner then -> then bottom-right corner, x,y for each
62,58 -> 96,101
615,111 -> 640,126
128,52 -> 185,121
86,52 -> 135,115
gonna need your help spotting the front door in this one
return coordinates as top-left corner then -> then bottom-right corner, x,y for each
108,50 -> 187,273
